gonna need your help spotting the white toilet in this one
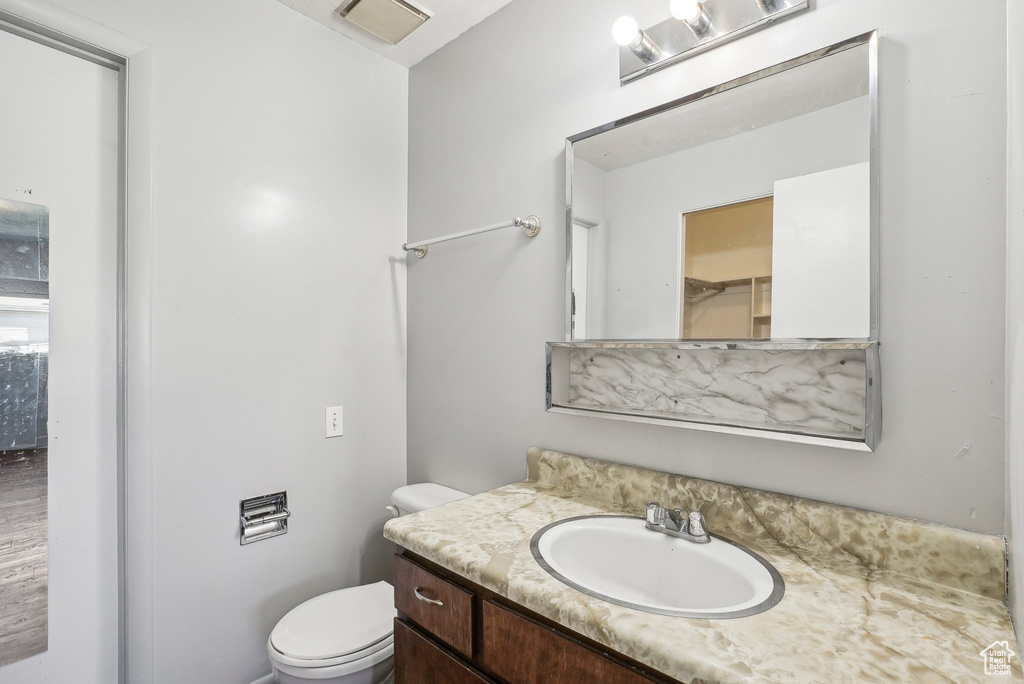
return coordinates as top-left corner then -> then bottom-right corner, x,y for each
267,483 -> 469,684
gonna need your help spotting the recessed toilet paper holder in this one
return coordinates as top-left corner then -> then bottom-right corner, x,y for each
240,491 -> 291,546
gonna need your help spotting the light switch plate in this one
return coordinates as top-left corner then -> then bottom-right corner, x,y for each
325,406 -> 343,438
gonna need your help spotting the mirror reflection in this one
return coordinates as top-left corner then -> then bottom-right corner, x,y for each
569,41 -> 872,340
0,198 -> 49,666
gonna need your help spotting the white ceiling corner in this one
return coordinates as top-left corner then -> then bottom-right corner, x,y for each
275,0 -> 518,68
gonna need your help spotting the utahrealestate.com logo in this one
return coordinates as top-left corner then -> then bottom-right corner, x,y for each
981,641 -> 1016,676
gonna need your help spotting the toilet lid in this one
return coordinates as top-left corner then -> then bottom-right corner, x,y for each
271,581 -> 396,661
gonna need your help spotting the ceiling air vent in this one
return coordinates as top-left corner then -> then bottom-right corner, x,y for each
336,0 -> 432,45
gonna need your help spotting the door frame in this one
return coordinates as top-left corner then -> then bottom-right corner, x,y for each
0,10 -> 129,684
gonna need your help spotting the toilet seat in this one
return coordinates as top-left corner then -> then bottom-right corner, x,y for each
269,581 -> 396,670
268,637 -> 394,681
269,632 -> 393,669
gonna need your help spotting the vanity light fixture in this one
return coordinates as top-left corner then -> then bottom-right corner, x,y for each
612,16 -> 663,64
669,0 -> 713,36
613,0 -> 810,84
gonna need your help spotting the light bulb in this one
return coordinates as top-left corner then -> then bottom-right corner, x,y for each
670,0 -> 703,24
612,16 -> 641,47
612,15 -> 664,63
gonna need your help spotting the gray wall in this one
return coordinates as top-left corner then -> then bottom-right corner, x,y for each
408,0 -> 1007,534
1007,0 -> 1023,645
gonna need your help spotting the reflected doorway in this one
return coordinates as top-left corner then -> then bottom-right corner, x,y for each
680,196 -> 773,339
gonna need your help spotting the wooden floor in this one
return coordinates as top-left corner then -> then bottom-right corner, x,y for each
0,448 -> 47,667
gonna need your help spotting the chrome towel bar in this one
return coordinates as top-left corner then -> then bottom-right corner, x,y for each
402,215 -> 541,258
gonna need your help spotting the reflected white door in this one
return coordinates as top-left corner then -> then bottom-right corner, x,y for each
0,27 -> 119,684
771,163 -> 870,339
571,222 -> 589,338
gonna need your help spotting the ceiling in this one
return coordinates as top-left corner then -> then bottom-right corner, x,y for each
574,45 -> 870,171
275,0 -> 517,68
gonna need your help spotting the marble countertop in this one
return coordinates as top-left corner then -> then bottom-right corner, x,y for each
384,448 -> 1022,683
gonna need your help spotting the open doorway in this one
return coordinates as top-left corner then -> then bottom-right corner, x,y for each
679,196 -> 774,339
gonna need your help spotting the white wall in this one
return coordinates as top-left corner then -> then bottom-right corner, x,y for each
0,28 -> 119,683
2,1 -> 409,683
1007,0 -> 1024,646
408,0 -> 1007,533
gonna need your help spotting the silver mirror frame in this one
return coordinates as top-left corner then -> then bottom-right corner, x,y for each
564,30 -> 880,345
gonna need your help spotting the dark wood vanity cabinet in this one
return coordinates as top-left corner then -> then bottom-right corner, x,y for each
393,551 -> 474,658
393,552 -> 672,684
394,620 -> 490,684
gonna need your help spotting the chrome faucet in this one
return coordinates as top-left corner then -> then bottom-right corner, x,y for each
645,502 -> 710,543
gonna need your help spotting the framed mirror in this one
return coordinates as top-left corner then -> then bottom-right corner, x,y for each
565,32 -> 878,343
550,33 -> 881,450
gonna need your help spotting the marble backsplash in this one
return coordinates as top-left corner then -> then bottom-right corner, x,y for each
526,447 -> 1006,601
563,345 -> 870,441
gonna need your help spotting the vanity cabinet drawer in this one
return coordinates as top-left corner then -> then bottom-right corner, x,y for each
479,600 -> 655,684
394,619 -> 492,684
394,554 -> 474,658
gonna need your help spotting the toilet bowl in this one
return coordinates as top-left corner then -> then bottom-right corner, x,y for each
267,483 -> 469,684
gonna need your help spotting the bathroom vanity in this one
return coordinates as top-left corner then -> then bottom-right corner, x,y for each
384,448 -> 1022,683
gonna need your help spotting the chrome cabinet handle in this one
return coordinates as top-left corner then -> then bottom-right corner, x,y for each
413,586 -> 444,607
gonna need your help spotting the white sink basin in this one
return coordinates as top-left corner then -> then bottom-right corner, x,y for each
531,515 -> 784,618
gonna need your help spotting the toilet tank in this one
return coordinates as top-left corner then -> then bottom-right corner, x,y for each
388,483 -> 469,517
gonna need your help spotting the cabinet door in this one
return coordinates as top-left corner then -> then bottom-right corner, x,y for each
478,600 -> 656,684
394,554 -> 475,657
394,619 -> 492,684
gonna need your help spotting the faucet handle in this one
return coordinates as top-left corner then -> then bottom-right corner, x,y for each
665,508 -> 687,533
688,511 -> 707,537
646,502 -> 665,526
